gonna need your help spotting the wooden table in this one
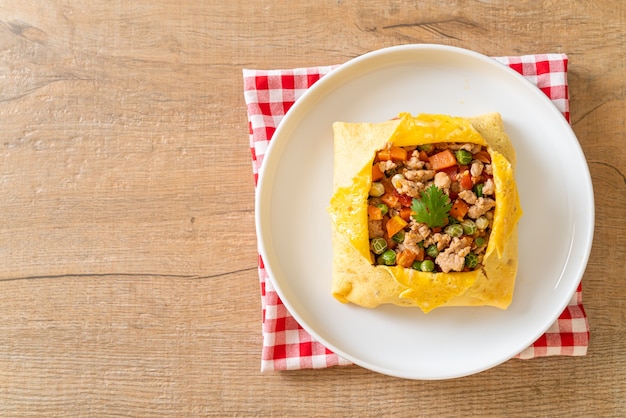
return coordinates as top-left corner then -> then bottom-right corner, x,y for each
0,1 -> 624,416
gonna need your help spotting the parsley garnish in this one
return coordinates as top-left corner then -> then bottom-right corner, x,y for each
411,184 -> 452,228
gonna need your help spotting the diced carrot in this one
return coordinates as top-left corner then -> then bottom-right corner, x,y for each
368,205 -> 383,220
389,146 -> 408,161
381,193 -> 399,208
449,198 -> 469,220
399,207 -> 412,221
397,249 -> 417,268
371,164 -> 384,181
429,149 -> 458,171
418,150 -> 430,162
473,150 -> 491,163
386,215 -> 408,239
377,149 -> 392,161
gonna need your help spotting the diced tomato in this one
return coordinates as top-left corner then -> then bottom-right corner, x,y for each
440,166 -> 458,181
399,207 -> 412,221
459,170 -> 473,190
395,192 -> 413,207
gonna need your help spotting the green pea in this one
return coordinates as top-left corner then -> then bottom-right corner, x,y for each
376,203 -> 389,216
426,244 -> 439,258
418,144 -> 434,153
411,260 -> 423,271
444,223 -> 464,238
455,149 -> 473,165
370,237 -> 387,255
460,219 -> 477,236
465,252 -> 479,269
421,259 -> 435,272
392,230 -> 405,243
474,183 -> 484,198
369,182 -> 385,197
380,249 -> 397,266
475,237 -> 486,247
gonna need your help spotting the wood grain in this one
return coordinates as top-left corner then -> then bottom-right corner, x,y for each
0,0 -> 624,416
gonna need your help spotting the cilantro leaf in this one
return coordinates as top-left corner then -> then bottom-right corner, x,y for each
410,184 -> 452,228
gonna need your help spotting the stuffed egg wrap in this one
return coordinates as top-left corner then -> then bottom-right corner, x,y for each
327,113 -> 522,313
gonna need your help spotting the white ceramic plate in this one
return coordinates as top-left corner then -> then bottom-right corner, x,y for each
255,44 -> 594,379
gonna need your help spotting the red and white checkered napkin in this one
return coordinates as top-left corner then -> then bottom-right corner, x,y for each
243,53 -> 589,372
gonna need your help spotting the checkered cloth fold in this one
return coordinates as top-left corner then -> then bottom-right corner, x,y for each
243,53 -> 589,372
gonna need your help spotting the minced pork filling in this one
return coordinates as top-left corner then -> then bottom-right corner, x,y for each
367,142 -> 496,273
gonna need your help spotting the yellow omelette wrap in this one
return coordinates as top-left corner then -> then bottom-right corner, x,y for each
327,113 -> 522,313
